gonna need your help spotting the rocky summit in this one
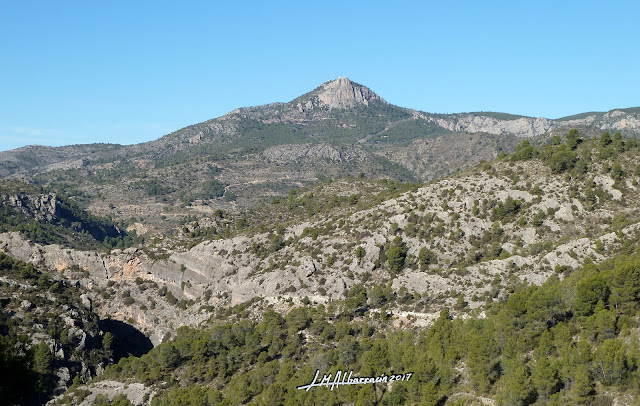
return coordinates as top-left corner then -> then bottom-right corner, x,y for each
296,77 -> 384,111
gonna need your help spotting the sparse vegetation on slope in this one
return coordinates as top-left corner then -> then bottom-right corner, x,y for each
0,181 -> 142,250
6,129 -> 640,405
0,253 -> 114,404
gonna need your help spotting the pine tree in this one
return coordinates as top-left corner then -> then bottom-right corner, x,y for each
566,129 -> 581,150
599,132 -> 612,148
361,339 -> 389,376
102,332 -> 114,361
32,342 -> 53,375
420,381 -> 441,406
467,332 -> 495,392
355,245 -> 366,263
418,246 -> 436,269
495,365 -> 534,406
532,357 -> 559,401
569,364 -> 592,405
386,236 -> 408,274
594,339 -> 627,385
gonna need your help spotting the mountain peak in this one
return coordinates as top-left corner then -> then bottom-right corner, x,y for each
316,77 -> 383,108
294,77 -> 384,111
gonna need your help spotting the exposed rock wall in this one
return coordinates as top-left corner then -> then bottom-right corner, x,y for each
428,115 -> 554,138
296,77 -> 384,111
262,143 -> 369,164
2,192 -> 59,221
417,109 -> 640,138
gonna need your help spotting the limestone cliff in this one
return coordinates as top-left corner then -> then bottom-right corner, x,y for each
296,77 -> 384,111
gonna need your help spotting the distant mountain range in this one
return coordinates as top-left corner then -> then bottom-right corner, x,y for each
1,78 -> 638,228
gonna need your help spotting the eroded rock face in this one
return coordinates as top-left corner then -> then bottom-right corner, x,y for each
420,109 -> 640,138
46,381 -> 152,406
379,132 -> 520,181
262,143 -> 369,164
316,77 -> 383,108
425,114 -> 555,138
0,267 -> 109,397
3,192 -> 58,221
297,77 -> 384,111
0,231 -> 195,345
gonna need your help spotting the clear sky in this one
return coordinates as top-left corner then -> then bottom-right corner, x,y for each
2,1 -> 639,151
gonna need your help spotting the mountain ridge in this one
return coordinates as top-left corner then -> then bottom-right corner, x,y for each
2,77 -> 639,157
2,78 -> 639,162
1,78 -> 640,232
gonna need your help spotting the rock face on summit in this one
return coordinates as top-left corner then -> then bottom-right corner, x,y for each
297,77 -> 383,111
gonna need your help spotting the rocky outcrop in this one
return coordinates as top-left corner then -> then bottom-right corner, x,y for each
0,255 -> 110,397
0,144 -> 119,177
417,109 -> 640,138
427,114 -> 554,138
47,381 -> 152,406
262,143 -> 369,164
559,109 -> 640,131
2,192 -> 58,221
0,232 -> 189,290
316,77 -> 383,108
0,231 -> 201,344
296,77 -> 384,111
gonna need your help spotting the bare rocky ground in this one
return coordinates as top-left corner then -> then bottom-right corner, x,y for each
46,381 -> 152,406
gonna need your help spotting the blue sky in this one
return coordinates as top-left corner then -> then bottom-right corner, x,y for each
2,1 -> 639,151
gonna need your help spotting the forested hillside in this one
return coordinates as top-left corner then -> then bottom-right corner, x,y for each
54,249 -> 640,405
